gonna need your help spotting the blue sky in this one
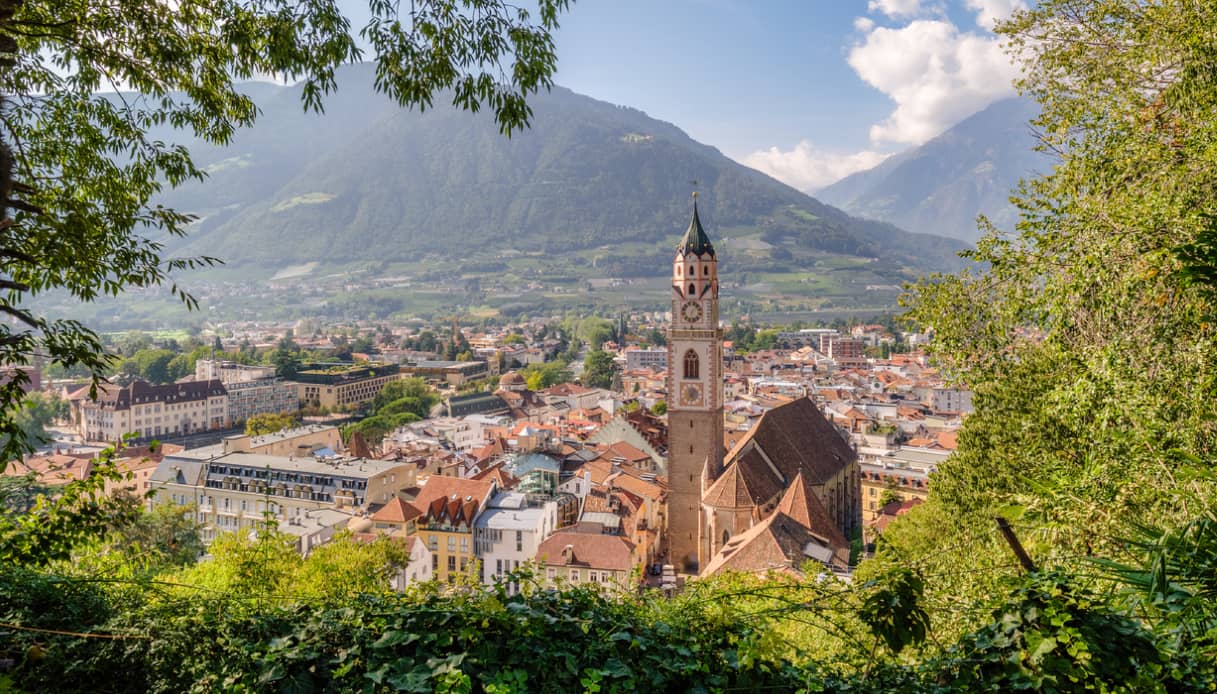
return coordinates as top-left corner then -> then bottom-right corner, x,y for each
341,0 -> 1025,190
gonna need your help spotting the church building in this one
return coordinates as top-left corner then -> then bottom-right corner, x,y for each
665,194 -> 860,575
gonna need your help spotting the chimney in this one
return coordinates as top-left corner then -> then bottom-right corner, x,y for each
561,544 -> 574,564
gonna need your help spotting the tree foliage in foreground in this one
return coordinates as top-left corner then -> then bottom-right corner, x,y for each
2,552 -> 1215,692
896,0 -> 1217,619
0,0 -> 571,469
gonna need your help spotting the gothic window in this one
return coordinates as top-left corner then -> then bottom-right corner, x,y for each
688,282 -> 696,296
722,530 -> 730,547
703,266 -> 709,275
683,350 -> 699,379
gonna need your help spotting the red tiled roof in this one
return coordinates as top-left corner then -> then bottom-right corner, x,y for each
411,476 -> 494,528
371,497 -> 422,524
702,510 -> 849,576
536,530 -> 636,571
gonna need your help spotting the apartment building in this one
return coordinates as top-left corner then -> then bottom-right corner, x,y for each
860,461 -> 931,519
217,425 -> 343,458
148,451 -> 414,544
624,348 -> 667,371
295,363 -> 402,409
196,359 -> 298,424
77,379 -> 228,443
412,475 -> 497,582
474,491 -> 558,594
535,530 -> 638,593
400,360 -> 489,386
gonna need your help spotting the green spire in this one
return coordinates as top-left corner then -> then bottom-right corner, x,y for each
678,192 -> 715,257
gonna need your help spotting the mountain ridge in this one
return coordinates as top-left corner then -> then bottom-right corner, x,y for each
818,98 -> 1048,243
158,63 -> 966,274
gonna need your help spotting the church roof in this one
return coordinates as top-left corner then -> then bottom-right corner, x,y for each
676,195 -> 715,258
701,510 -> 849,577
775,472 -> 849,549
725,397 -> 855,486
703,448 -> 783,509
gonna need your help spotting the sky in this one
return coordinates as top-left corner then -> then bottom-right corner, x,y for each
335,0 -> 1026,192
548,0 -> 1026,191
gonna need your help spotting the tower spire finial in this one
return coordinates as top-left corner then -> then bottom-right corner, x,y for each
677,192 -> 715,257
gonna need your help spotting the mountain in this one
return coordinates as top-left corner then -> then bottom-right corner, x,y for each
818,98 -> 1049,244
160,63 -> 965,274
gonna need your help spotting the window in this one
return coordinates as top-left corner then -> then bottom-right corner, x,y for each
516,530 -> 523,553
683,350 -> 699,379
432,555 -> 439,571
688,282 -> 696,296
722,529 -> 730,547
460,537 -> 469,553
448,536 -> 456,552
447,556 -> 456,573
547,568 -> 556,580
429,535 -> 438,551
569,570 -> 580,583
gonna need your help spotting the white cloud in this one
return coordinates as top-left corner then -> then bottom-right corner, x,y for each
964,0 -> 1026,29
848,13 -> 1020,145
743,141 -> 891,192
867,0 -> 925,18
853,17 -> 875,32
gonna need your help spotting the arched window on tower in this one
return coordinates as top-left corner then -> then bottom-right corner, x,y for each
688,282 -> 696,296
683,350 -> 699,379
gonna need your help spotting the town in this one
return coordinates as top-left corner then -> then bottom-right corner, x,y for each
8,201 -> 966,592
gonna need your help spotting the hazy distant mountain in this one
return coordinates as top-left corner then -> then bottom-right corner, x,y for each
818,98 -> 1049,243
160,63 -> 965,273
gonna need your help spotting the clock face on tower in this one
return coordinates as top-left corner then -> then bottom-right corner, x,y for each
680,300 -> 703,323
681,383 -> 703,406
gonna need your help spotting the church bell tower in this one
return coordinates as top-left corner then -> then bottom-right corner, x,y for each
666,192 -> 724,572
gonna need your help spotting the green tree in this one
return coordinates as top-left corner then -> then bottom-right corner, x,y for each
351,335 -> 376,355
521,361 -> 571,391
132,348 -> 177,384
582,349 -> 615,389
293,532 -> 409,598
371,377 -> 433,414
905,0 -> 1217,531
271,346 -> 303,379
885,0 -> 1217,645
649,400 -> 666,416
0,0 -> 571,470
7,391 -> 66,450
245,412 -> 298,436
75,496 -> 205,576
577,317 -> 614,350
